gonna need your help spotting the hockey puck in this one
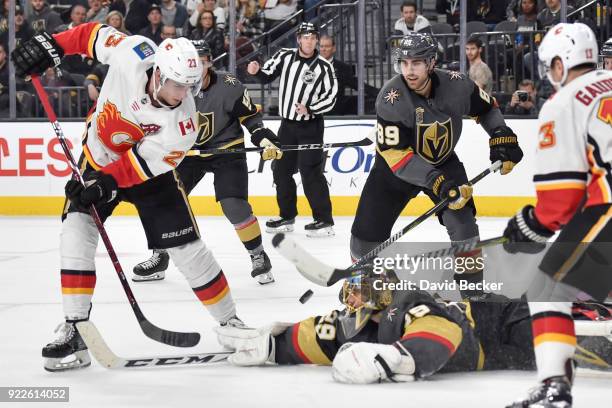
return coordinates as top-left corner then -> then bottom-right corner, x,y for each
299,289 -> 314,304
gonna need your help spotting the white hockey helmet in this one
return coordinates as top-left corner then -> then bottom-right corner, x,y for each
537,23 -> 598,89
153,37 -> 203,98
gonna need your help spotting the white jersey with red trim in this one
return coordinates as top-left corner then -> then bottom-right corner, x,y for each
533,69 -> 612,231
53,23 -> 198,187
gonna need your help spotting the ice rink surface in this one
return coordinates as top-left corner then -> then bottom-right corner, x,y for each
1,215 -> 610,408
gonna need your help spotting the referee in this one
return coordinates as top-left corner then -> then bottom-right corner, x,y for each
247,22 -> 338,237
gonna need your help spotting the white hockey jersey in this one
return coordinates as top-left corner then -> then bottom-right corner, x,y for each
533,69 -> 612,231
52,23 -> 198,187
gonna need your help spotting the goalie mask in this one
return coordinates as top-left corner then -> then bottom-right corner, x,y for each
338,268 -> 397,339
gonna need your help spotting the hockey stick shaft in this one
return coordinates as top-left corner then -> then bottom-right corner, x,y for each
32,76 -> 200,348
187,137 -> 373,156
345,161 -> 502,275
77,321 -> 228,369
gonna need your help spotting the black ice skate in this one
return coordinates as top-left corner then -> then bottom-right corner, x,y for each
265,217 -> 295,233
132,249 -> 169,282
250,251 -> 274,285
305,220 -> 335,238
506,376 -> 573,408
42,321 -> 91,372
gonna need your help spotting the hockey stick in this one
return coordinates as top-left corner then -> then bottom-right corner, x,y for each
187,137 -> 373,156
31,76 -> 200,348
76,321 -> 229,369
273,161 -> 503,287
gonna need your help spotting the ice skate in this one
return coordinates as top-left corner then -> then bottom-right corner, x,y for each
132,249 -> 169,282
305,220 -> 335,237
251,251 -> 275,285
265,217 -> 295,233
42,321 -> 91,372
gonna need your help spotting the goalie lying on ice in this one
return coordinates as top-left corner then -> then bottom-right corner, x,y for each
216,271 -> 612,384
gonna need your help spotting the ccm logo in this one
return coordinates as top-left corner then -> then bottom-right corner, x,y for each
161,226 -> 194,239
35,35 -> 62,66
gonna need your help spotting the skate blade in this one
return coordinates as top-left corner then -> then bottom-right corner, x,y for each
265,225 -> 294,233
44,350 -> 91,372
306,227 -> 335,238
256,273 -> 275,285
131,271 -> 165,282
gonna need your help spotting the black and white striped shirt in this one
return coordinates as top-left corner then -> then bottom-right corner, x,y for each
255,48 -> 338,121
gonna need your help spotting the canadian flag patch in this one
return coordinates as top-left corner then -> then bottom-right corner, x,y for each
179,118 -> 195,136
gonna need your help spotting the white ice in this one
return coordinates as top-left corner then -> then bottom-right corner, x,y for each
1,216 -> 610,408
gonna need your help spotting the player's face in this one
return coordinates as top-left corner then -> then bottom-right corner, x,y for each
604,57 -> 612,71
400,58 -> 430,90
344,287 -> 365,311
298,34 -> 318,57
158,78 -> 191,106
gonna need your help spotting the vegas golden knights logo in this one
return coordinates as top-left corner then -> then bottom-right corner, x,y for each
416,119 -> 453,164
195,112 -> 215,146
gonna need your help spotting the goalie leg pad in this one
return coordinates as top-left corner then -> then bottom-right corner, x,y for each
331,342 -> 415,384
60,212 -> 99,321
167,240 -> 236,323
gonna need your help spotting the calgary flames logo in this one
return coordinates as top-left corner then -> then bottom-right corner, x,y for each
96,101 -> 145,153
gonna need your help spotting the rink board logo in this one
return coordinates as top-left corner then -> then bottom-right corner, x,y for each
161,226 -> 194,239
416,119 -> 453,164
133,42 -> 155,60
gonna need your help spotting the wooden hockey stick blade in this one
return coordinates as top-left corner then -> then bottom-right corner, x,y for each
76,321 -> 229,369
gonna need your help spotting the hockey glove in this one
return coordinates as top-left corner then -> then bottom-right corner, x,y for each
489,126 -> 523,175
11,32 -> 64,78
432,174 -> 473,211
331,342 -> 415,384
259,137 -> 283,161
65,172 -> 118,210
214,322 -> 291,366
503,205 -> 554,254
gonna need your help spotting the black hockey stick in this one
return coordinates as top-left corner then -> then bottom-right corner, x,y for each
32,76 -> 200,348
187,137 -> 373,156
273,161 -> 502,287
76,321 -> 229,369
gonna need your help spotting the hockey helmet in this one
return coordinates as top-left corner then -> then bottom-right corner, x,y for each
537,23 -> 598,89
338,268 -> 397,339
296,22 -> 319,38
191,39 -> 212,59
600,37 -> 612,69
393,32 -> 438,74
153,37 -> 203,98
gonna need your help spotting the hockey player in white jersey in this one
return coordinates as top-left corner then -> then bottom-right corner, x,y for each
502,23 -> 612,407
11,23 -> 245,372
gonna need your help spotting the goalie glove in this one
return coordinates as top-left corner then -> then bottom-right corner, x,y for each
331,342 -> 415,384
252,128 -> 282,161
214,322 -> 291,366
503,205 -> 554,254
489,126 -> 523,175
431,174 -> 473,210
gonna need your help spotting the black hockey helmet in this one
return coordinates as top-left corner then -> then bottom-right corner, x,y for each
191,39 -> 212,59
601,38 -> 612,58
393,32 -> 438,74
296,22 -> 319,38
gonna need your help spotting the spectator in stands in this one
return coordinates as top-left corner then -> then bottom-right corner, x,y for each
110,0 -> 152,34
473,0 -> 506,28
86,0 -> 109,23
504,79 -> 542,115
161,24 -> 177,40
1,5 -> 33,48
55,4 -> 87,32
29,0 -> 63,33
105,10 -> 130,34
263,0 -> 297,45
160,0 -> 188,31
506,0 -> 545,22
0,42 -> 33,117
84,63 -> 108,105
187,0 -> 226,34
436,0 -> 477,28
40,66 -> 78,117
234,0 -> 264,38
601,38 -> 612,70
189,10 -> 225,59
319,34 -> 378,115
516,0 -> 542,45
139,4 -> 163,45
466,36 -> 492,94
393,1 -> 431,35
537,0 -> 574,30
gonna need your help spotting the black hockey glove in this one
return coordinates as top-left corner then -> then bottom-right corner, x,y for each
11,32 -> 64,78
65,172 -> 118,210
250,127 -> 280,147
489,126 -> 523,175
431,174 -> 472,210
503,205 -> 554,254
